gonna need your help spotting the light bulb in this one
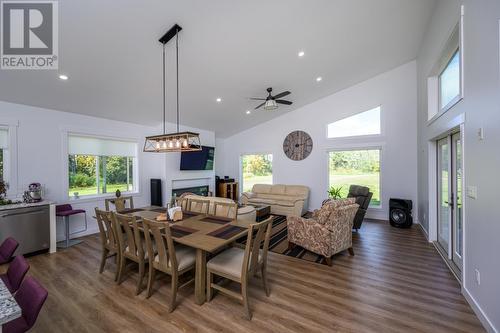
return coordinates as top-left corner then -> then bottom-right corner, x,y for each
182,139 -> 188,147
155,141 -> 160,149
162,140 -> 167,149
168,140 -> 174,148
175,139 -> 181,148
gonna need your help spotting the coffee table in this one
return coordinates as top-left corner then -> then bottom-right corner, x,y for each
248,204 -> 271,222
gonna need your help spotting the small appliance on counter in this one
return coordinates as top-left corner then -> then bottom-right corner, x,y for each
23,183 -> 43,203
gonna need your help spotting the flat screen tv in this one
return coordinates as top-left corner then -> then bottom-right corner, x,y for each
180,146 -> 215,170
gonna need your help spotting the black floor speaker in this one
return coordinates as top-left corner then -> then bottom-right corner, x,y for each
389,198 -> 413,228
150,179 -> 162,206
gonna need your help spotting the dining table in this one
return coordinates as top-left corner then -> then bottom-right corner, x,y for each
0,278 -> 21,332
122,206 -> 253,305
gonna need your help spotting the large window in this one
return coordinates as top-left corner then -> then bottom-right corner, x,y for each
328,149 -> 381,206
68,135 -> 137,198
0,127 -> 8,183
241,154 -> 273,192
327,106 -> 381,139
439,49 -> 460,110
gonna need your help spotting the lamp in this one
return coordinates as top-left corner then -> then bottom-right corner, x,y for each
264,99 -> 278,111
144,24 -> 202,153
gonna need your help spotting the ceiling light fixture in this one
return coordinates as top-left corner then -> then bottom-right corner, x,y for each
246,110 -> 251,115
316,76 -> 322,82
298,51 -> 305,57
264,99 -> 278,111
144,24 -> 202,153
216,98 -> 222,103
58,74 -> 68,80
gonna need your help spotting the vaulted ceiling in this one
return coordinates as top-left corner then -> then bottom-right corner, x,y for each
0,0 -> 436,137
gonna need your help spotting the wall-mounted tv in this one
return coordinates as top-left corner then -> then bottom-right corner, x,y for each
180,146 -> 215,171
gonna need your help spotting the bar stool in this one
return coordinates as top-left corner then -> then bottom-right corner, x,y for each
56,204 -> 87,248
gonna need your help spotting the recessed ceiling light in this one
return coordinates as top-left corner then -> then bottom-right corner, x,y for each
246,110 -> 251,115
216,97 -> 222,103
298,51 -> 305,57
58,74 -> 69,80
316,76 -> 322,82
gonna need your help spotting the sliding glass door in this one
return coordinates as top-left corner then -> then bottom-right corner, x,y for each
436,132 -> 463,272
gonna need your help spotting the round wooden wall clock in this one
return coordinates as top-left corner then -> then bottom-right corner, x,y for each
283,130 -> 313,161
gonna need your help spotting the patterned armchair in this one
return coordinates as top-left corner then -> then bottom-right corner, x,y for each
287,198 -> 358,266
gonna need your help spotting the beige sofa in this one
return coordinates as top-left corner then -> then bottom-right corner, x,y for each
241,184 -> 309,217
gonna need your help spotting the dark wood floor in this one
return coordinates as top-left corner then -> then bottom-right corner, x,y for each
13,220 -> 484,333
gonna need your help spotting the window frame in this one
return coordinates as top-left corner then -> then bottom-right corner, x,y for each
239,152 -> 274,194
428,17 -> 464,123
326,106 -> 384,141
62,130 -> 140,202
326,145 -> 383,209
0,119 -> 19,199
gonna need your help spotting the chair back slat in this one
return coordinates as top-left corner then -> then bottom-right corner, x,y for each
105,196 -> 134,212
213,202 -> 237,219
114,213 -> 143,258
143,219 -> 177,271
95,208 -> 117,250
242,217 -> 273,275
188,198 -> 209,214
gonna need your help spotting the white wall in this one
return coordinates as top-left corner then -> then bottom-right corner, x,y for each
417,1 -> 500,331
216,61 -> 418,220
0,100 -> 214,241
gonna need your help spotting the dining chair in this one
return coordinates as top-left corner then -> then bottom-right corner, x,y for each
206,216 -> 273,320
105,196 -> 134,212
187,198 -> 209,214
0,237 -> 19,265
213,202 -> 238,219
95,208 -> 119,281
113,213 -> 148,295
0,255 -> 30,294
2,277 -> 48,333
142,218 -> 196,312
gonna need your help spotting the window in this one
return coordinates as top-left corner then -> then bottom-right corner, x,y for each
439,49 -> 460,110
328,149 -> 381,206
241,154 -> 273,192
68,135 -> 137,198
327,106 -> 381,139
0,127 -> 8,183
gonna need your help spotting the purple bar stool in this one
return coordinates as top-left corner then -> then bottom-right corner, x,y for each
2,277 -> 48,333
56,204 -> 87,248
0,238 -> 19,265
0,255 -> 29,293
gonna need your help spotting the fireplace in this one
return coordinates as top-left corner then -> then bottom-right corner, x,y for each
172,185 -> 209,197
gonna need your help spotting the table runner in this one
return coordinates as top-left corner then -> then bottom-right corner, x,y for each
207,225 -> 247,240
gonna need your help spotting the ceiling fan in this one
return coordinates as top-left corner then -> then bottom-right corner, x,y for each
250,87 -> 292,111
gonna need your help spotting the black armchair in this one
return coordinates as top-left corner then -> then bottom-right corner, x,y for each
347,185 -> 373,230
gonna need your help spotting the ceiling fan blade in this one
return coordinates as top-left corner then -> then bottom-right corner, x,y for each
249,98 -> 266,101
273,91 -> 291,99
254,102 -> 266,109
276,100 -> 292,105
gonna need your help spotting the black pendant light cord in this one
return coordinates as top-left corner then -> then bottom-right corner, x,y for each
162,43 -> 166,135
176,30 -> 180,133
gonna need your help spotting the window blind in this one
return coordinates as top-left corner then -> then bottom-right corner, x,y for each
0,128 -> 8,150
68,135 -> 137,157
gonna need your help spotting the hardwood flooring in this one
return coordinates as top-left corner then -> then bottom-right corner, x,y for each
15,220 -> 484,333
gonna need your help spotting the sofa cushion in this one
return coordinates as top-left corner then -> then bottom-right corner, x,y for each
285,185 -> 309,198
252,184 -> 273,194
270,184 -> 286,195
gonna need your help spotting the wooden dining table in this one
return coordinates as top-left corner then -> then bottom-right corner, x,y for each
124,206 -> 253,305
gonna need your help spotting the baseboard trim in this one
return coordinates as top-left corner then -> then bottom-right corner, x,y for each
416,221 -> 430,241
462,287 -> 498,333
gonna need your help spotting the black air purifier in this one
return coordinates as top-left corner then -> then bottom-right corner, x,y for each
389,198 -> 413,228
150,179 -> 162,206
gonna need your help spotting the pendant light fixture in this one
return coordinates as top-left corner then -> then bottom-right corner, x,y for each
144,24 -> 202,153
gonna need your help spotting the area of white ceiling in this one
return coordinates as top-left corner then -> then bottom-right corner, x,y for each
0,0 -> 436,137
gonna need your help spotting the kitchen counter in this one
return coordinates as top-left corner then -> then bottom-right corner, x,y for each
0,201 -> 57,254
0,200 -> 54,211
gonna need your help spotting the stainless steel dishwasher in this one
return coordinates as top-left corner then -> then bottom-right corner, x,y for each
0,205 -> 50,255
